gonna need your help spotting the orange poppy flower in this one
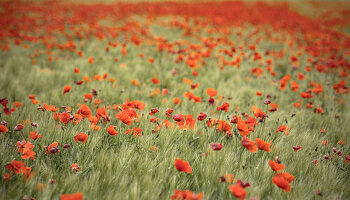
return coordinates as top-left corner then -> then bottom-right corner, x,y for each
77,104 -> 92,119
59,112 -> 71,124
229,184 -> 246,200
116,112 -> 132,126
217,120 -> 232,135
163,119 -> 175,128
45,141 -> 59,155
89,124 -> 101,131
63,85 -> 71,95
291,81 -> 299,92
21,148 -> 36,160
13,102 -> 22,107
31,99 -> 40,104
173,97 -> 181,105
256,91 -> 262,96
125,127 -> 142,137
29,131 -> 42,140
206,88 -> 218,97
241,136 -> 257,153
174,158 -> 192,173
107,125 -> 118,136
237,117 -> 251,136
83,76 -> 91,83
272,172 -> 295,192
88,56 -> 94,64
61,192 -> 83,200
17,140 -> 34,153
276,125 -> 290,135
71,163 -> 81,173
6,160 -> 26,174
171,190 -> 203,200
74,132 -> 88,143
217,102 -> 230,112
269,160 -> 285,171
255,138 -> 271,152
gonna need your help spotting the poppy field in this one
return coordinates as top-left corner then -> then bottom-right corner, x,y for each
1,0 -> 350,199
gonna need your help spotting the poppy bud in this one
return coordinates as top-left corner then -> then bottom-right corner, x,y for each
332,147 -> 337,153
337,151 -> 342,156
31,122 -> 38,128
220,176 -> 226,182
14,124 -> 23,131
0,97 -> 8,106
92,89 -> 98,97
264,99 -> 271,105
172,69 -> 178,76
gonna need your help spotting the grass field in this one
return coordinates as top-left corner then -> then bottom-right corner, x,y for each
0,0 -> 350,199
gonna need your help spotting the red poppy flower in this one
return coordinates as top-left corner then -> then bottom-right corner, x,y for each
107,125 -> 118,136
210,143 -> 223,151
174,158 -> 192,173
61,192 -> 83,200
14,124 -> 24,131
269,160 -> 285,171
292,146 -> 302,152
116,112 -> 132,126
272,172 -> 295,192
21,148 -> 36,160
206,88 -> 218,97
241,136 -> 257,153
74,132 -> 88,143
6,160 -> 26,174
171,190 -> 203,200
255,138 -> 271,152
197,112 -> 207,121
63,85 -> 71,95
77,104 -> 92,119
229,184 -> 246,200
0,125 -> 8,133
